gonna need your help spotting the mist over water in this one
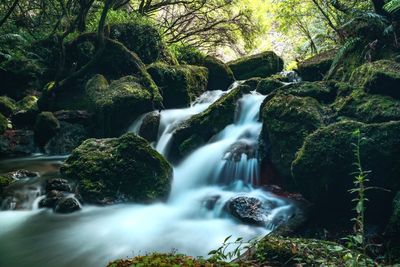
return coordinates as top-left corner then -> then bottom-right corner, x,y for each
0,85 -> 295,267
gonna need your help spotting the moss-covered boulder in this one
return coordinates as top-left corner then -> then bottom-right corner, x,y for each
0,96 -> 17,117
147,62 -> 208,108
0,57 -> 43,100
386,192 -> 400,263
333,89 -> 400,123
34,112 -> 60,147
297,49 -> 336,81
0,113 -> 8,134
174,45 -> 234,91
349,60 -> 400,99
256,78 -> 284,95
260,94 -> 325,184
283,81 -> 339,103
61,133 -> 172,204
109,21 -> 176,65
65,33 -> 160,83
246,236 -> 373,266
228,51 -> 284,80
292,121 -> 400,218
138,111 -> 160,143
0,175 -> 14,200
89,75 -> 159,137
169,85 -> 252,161
242,77 -> 262,91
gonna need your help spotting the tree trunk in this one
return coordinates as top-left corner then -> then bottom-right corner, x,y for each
0,0 -> 20,28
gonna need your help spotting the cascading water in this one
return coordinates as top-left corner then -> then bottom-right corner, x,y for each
0,85 -> 296,267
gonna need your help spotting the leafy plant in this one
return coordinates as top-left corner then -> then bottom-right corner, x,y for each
343,129 -> 374,261
384,0 -> 400,14
208,235 -> 257,262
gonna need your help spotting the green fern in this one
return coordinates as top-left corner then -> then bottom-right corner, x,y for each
0,33 -> 27,45
384,0 -> 400,14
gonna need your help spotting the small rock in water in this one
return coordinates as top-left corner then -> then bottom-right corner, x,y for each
54,197 -> 81,214
225,196 -> 272,225
224,140 -> 256,162
9,169 -> 39,180
202,195 -> 221,210
45,178 -> 71,193
38,190 -> 64,208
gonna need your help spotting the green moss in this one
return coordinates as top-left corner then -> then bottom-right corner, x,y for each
61,133 -> 173,204
110,21 -> 177,65
107,253 -> 236,267
242,77 -> 262,91
333,88 -> 400,123
169,85 -> 252,161
0,95 -> 17,117
349,60 -> 400,99
0,113 -> 7,134
34,111 -> 60,147
292,121 -> 400,213
147,62 -> 208,108
16,95 -> 38,111
0,175 -> 13,196
278,81 -> 338,103
228,51 -> 284,80
251,236 -> 373,266
297,49 -> 337,81
173,45 -> 235,90
256,78 -> 284,95
260,94 -> 325,185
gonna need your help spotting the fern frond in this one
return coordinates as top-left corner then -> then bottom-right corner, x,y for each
0,33 -> 27,45
384,0 -> 400,14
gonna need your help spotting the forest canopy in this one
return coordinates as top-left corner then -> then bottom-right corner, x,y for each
0,0 -> 399,64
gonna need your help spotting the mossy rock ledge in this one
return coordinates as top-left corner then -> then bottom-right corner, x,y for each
297,49 -> 337,82
61,133 -> 173,205
147,62 -> 208,108
259,93 -> 326,186
349,60 -> 400,99
228,51 -> 284,80
169,84 -> 252,161
175,46 -> 235,91
291,120 -> 400,219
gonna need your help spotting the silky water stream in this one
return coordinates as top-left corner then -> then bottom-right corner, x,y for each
0,84 -> 296,267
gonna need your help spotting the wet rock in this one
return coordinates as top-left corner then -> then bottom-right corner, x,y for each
228,51 -> 284,80
349,60 -> 400,99
292,120 -> 400,221
147,62 -> 208,108
61,133 -> 173,205
202,195 -> 221,210
53,110 -> 93,126
297,49 -> 336,81
38,190 -> 64,208
45,122 -> 88,155
45,178 -> 71,193
0,130 -> 36,157
170,85 -> 252,161
242,78 -> 262,91
54,197 -> 81,214
225,196 -> 272,225
174,46 -> 234,91
11,109 -> 39,129
259,94 -> 325,184
138,112 -> 160,142
9,169 -> 38,180
34,112 -> 60,147
224,140 -> 257,162
256,78 -> 284,95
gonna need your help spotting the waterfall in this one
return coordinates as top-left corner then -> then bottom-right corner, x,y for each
0,86 -> 296,267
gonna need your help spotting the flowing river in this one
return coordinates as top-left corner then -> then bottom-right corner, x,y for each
0,84 -> 296,267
